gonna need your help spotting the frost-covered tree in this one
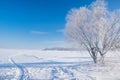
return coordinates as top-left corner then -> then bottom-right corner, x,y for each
65,0 -> 120,63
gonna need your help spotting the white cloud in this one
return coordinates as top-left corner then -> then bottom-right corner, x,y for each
44,40 -> 65,43
30,31 -> 48,35
56,29 -> 65,33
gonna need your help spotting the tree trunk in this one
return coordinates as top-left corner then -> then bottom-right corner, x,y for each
100,54 -> 105,64
91,48 -> 97,64
92,53 -> 97,63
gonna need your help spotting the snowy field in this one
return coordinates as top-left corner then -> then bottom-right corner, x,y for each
0,49 -> 120,80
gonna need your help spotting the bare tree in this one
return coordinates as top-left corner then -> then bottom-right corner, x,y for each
65,0 -> 120,63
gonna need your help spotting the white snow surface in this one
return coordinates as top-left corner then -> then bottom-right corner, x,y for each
0,48 -> 120,80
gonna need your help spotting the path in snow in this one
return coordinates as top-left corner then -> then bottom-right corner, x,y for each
0,50 -> 120,80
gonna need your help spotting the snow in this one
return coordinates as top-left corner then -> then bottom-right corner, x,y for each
0,48 -> 120,80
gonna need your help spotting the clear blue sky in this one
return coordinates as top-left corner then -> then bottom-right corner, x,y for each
0,0 -> 119,49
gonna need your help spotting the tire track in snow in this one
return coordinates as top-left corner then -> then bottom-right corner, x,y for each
9,58 -> 29,80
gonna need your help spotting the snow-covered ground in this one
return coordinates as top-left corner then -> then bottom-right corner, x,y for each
0,48 -> 120,80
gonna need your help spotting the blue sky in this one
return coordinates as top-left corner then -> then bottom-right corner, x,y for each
0,0 -> 119,49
